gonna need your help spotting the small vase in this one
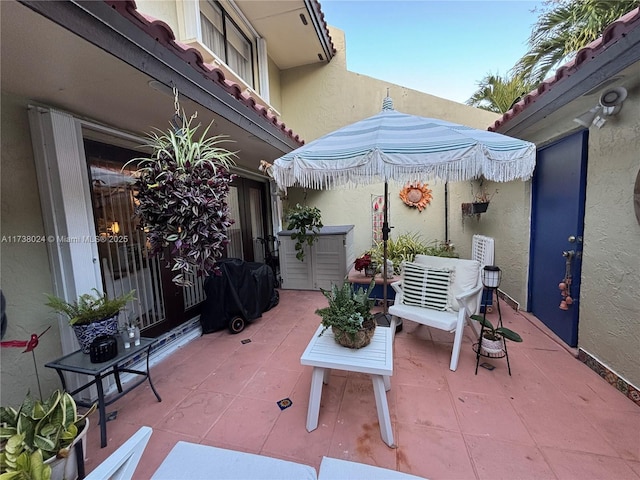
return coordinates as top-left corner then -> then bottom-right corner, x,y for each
332,317 -> 376,349
364,263 -> 377,277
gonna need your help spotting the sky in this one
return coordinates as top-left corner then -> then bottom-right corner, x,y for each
319,0 -> 544,104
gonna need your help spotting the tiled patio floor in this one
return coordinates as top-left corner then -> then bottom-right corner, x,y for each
82,289 -> 640,479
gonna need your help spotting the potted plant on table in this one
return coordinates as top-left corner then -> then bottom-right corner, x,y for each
354,252 -> 376,277
284,203 -> 323,262
471,314 -> 522,355
45,289 -> 135,354
315,280 -> 376,349
0,390 -> 96,480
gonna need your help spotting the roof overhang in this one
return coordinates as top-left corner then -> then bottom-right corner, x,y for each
235,0 -> 335,69
1,0 -> 303,170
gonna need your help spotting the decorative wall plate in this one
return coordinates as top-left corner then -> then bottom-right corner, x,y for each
399,182 -> 432,211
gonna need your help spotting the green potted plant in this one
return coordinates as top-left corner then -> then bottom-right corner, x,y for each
369,233 -> 458,275
315,280 -> 376,349
0,390 -> 96,480
284,203 -> 323,261
126,111 -> 237,286
45,289 -> 135,353
471,314 -> 523,354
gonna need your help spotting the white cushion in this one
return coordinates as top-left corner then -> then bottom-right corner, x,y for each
388,303 -> 458,331
414,255 -> 480,311
151,442 -> 318,480
401,262 -> 452,311
319,457 -> 427,479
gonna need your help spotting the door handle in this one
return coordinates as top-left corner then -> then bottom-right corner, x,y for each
562,250 -> 575,258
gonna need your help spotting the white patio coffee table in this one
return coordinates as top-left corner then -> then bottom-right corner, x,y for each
300,320 -> 396,447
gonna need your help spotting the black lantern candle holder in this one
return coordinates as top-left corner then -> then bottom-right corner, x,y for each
482,265 -> 502,289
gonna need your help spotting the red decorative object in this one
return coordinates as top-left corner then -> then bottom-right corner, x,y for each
1,326 -> 51,352
354,253 -> 372,272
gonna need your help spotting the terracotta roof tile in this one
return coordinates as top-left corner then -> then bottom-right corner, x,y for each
312,0 -> 337,57
104,0 -> 305,145
489,7 -> 640,132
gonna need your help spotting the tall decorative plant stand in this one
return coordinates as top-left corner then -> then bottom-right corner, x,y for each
473,266 -> 513,376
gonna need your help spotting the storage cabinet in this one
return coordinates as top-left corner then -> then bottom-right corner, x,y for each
278,225 -> 355,291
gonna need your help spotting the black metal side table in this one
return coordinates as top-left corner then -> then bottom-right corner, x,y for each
45,336 -> 161,448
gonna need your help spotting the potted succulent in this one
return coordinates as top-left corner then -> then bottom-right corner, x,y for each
126,111 -> 237,286
45,289 -> 135,353
315,280 -> 376,349
471,314 -> 522,355
284,203 -> 323,262
0,390 -> 96,480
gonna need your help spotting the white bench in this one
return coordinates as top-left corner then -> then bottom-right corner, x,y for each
150,441 -> 427,479
388,255 -> 482,371
88,436 -> 428,480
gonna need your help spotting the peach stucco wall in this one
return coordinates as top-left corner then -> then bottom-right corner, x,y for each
577,96 -> 640,387
277,27 -> 500,266
1,94 -> 61,406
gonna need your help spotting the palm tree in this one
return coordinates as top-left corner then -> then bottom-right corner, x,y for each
514,0 -> 639,84
466,73 -> 536,114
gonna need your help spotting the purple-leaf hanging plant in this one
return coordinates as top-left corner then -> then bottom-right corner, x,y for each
126,112 -> 237,286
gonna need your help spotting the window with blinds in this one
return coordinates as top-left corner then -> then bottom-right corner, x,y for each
200,0 -> 254,88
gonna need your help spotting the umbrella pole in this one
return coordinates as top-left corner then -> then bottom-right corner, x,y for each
375,181 -> 401,331
382,181 -> 389,314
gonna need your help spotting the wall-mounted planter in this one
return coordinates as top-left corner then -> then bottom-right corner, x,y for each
462,202 -> 489,216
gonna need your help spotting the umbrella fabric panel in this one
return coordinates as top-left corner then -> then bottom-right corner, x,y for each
273,110 -> 535,190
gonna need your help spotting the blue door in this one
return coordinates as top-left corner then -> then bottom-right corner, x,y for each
528,130 -> 588,347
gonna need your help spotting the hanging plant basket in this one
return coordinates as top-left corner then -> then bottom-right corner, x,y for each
472,202 -> 489,214
462,202 -> 490,216
127,111 -> 237,286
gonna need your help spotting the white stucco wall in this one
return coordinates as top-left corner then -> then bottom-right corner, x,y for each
1,94 -> 62,406
278,27 -> 500,261
578,94 -> 640,387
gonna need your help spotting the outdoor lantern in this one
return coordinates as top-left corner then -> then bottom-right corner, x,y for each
482,265 -> 502,289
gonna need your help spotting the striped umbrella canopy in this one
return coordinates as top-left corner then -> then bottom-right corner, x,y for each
272,96 -> 536,190
272,96 -> 536,319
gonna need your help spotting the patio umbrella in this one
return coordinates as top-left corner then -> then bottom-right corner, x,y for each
272,95 -> 536,318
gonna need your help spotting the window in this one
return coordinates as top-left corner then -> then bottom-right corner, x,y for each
200,1 -> 254,88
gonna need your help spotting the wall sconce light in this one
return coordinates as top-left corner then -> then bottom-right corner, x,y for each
482,265 -> 502,289
110,221 -> 120,235
573,87 -> 627,129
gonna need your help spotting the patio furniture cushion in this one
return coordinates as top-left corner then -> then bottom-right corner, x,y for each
414,255 -> 480,312
318,457 -> 427,479
151,441 -> 317,480
401,262 -> 452,311
389,255 -> 483,371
